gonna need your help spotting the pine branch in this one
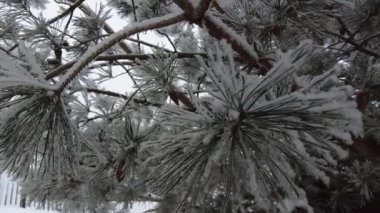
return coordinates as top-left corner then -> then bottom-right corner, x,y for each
0,44 -> 81,179
143,41 -> 363,211
174,0 -> 272,73
66,0 -> 132,53
55,11 -> 186,93
46,52 -> 206,79
202,11 -> 263,70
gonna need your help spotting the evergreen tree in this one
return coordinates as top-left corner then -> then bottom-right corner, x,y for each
0,0 -> 379,212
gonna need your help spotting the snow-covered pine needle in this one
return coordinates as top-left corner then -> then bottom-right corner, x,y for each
142,40 -> 362,210
131,51 -> 179,104
0,44 -> 80,179
113,113 -> 157,182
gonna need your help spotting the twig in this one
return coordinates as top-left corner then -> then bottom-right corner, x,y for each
84,88 -> 161,108
86,61 -> 133,70
125,37 -> 173,52
131,0 -> 141,52
59,9 -> 75,45
47,0 -> 85,25
114,60 -> 146,100
85,88 -> 128,99
325,31 -> 380,58
335,14 -> 371,51
359,32 -> 380,45
157,30 -> 177,52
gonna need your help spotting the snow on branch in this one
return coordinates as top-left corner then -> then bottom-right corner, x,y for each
56,11 -> 186,93
173,0 -> 271,73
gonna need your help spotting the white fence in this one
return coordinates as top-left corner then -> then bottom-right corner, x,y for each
0,174 -> 153,212
0,174 -> 58,211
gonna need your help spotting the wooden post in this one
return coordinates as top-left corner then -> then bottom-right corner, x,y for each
20,194 -> 26,208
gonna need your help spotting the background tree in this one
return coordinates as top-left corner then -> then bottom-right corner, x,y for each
0,0 -> 379,212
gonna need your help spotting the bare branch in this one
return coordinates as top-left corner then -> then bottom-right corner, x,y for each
84,88 -> 161,107
85,88 -> 128,99
125,37 -> 173,52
